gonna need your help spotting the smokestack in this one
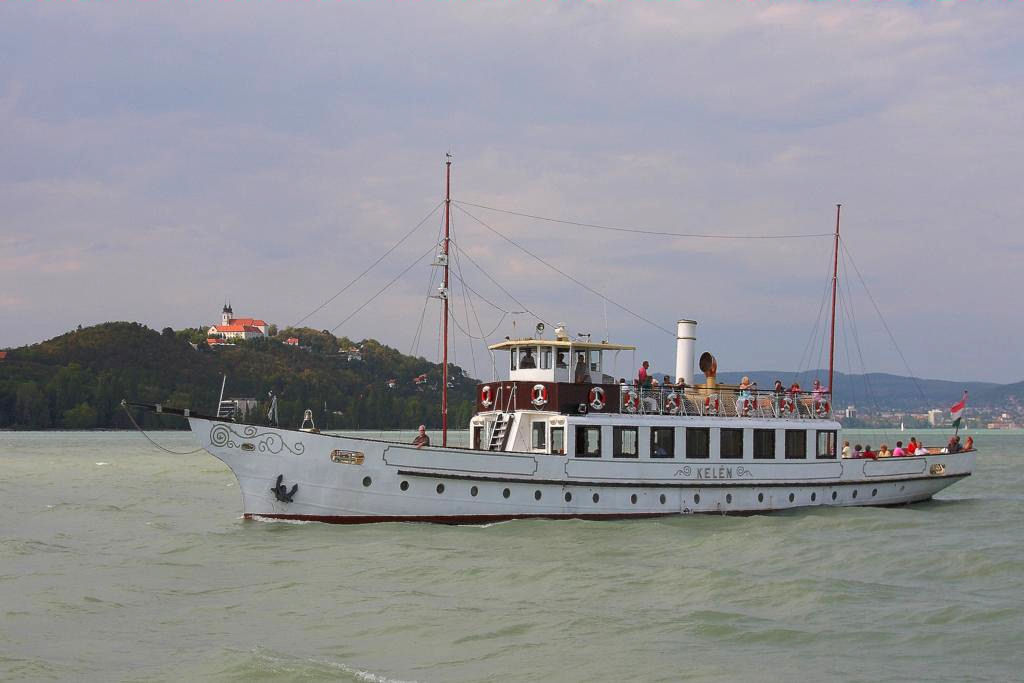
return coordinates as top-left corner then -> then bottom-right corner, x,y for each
675,319 -> 697,386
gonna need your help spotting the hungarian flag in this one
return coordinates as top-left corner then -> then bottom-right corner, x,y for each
950,391 -> 968,428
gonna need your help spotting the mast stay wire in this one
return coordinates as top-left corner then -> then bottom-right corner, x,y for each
840,240 -> 927,401
453,200 -> 834,240
293,201 -> 443,329
454,204 -> 675,338
410,205 -> 449,357
792,258 -> 834,387
447,212 -> 477,378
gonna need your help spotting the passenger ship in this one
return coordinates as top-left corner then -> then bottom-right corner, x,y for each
128,162 -> 975,523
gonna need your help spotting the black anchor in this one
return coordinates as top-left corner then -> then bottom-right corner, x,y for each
271,474 -> 298,503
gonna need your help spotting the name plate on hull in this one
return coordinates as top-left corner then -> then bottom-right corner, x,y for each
331,450 -> 365,465
862,459 -> 927,477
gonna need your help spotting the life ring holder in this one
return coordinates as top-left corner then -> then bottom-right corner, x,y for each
815,400 -> 831,417
531,384 -> 549,408
704,395 -> 719,416
589,386 -> 606,411
622,389 -> 639,413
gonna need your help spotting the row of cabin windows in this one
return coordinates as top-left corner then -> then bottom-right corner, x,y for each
573,426 -> 836,460
511,347 -> 601,374
531,422 -> 566,454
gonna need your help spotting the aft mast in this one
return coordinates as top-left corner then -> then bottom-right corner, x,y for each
828,204 -> 841,396
441,155 -> 451,447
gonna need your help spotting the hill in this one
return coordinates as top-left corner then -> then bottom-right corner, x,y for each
0,323 -> 476,430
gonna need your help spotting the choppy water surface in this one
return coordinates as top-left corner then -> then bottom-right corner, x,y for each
2,429 -> 1022,682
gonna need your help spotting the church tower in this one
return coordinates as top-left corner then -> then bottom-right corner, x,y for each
222,302 -> 233,326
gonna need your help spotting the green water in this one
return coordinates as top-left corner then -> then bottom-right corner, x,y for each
1,429 -> 1021,681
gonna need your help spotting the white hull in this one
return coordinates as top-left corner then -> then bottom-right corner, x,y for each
190,418 -> 975,523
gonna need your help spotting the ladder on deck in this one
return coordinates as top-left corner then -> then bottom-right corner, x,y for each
216,400 -> 236,420
488,412 -> 513,451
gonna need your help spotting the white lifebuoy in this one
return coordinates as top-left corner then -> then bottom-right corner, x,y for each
815,400 -> 831,417
480,385 -> 493,408
589,386 -> 606,411
704,395 -> 719,416
622,389 -> 639,413
531,384 -> 549,408
665,392 -> 681,415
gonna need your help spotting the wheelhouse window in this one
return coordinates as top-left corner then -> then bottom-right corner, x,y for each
753,429 -> 776,459
817,430 -> 837,459
613,427 -> 638,458
519,347 -> 538,369
551,427 -> 565,454
651,427 -> 675,458
510,349 -> 518,371
532,422 -> 546,450
575,425 -> 601,457
686,427 -> 710,459
539,346 -> 553,370
588,350 -> 602,374
720,429 -> 743,459
785,430 -> 807,459
555,350 -> 568,369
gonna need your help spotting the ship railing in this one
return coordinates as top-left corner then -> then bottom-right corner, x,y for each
618,387 -> 832,419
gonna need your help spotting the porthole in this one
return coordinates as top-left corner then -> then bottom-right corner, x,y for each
811,492 -> 817,502
726,494 -> 732,504
470,486 -> 478,497
758,493 -> 764,503
399,480 -> 409,491
872,488 -> 878,497
503,488 -> 511,499
592,493 -> 600,503
659,494 -> 666,505
534,490 -> 542,501
788,493 -> 795,502
362,476 -> 372,487
630,494 -> 638,505
852,489 -> 858,499
900,485 -> 905,492
436,483 -> 445,494
832,491 -> 838,500
694,494 -> 701,504
565,492 -> 572,502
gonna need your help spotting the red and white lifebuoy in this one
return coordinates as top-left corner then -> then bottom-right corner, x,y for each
704,395 -> 720,416
622,389 -> 639,413
740,398 -> 754,416
589,386 -> 606,411
664,392 -> 681,415
781,397 -> 796,415
815,400 -> 831,417
531,383 -> 549,408
480,385 -> 493,408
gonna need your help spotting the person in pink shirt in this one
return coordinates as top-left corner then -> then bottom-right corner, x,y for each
892,440 -> 906,457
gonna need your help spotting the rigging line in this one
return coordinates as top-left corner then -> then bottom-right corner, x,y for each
448,307 -> 509,340
793,270 -> 833,385
840,246 -> 880,417
455,204 -> 675,337
450,239 -> 493,366
121,404 -> 205,455
331,243 -> 438,334
447,250 -> 513,313
292,201 -> 443,329
837,285 -> 857,408
446,230 -> 551,327
840,240 -> 927,400
411,207 -> 448,357
448,213 -> 477,378
454,200 -> 834,240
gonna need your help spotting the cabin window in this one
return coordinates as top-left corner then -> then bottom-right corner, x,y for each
720,429 -> 743,459
753,429 -> 776,459
613,427 -> 638,458
510,350 -> 518,371
551,427 -> 565,454
556,350 -> 568,369
785,430 -> 807,459
519,347 -> 538,369
539,346 -> 553,370
816,430 -> 837,459
686,427 -> 710,459
532,422 -> 546,450
473,425 -> 483,450
650,427 -> 675,458
575,425 -> 601,457
588,350 -> 601,373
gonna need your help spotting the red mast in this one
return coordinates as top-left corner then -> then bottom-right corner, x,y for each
441,155 -> 451,447
828,204 -> 841,396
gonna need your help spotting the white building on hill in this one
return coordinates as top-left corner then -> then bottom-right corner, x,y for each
207,304 -> 268,343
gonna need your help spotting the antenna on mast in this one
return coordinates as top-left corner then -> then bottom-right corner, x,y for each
828,204 -> 841,399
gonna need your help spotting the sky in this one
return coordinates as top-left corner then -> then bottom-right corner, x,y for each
1,1 -> 1021,384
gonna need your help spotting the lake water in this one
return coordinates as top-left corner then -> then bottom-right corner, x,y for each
2,428 -> 1022,681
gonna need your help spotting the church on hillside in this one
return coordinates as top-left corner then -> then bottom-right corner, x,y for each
207,304 -> 268,342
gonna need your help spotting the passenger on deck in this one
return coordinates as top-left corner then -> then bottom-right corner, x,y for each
574,354 -> 589,384
877,444 -> 892,458
413,425 -> 430,449
945,436 -> 962,453
638,360 -> 651,388
773,380 -> 785,396
556,351 -> 568,369
519,348 -> 536,369
854,444 -> 863,458
893,441 -> 906,457
737,376 -> 753,415
675,377 -> 688,390
906,437 -> 919,454
789,382 -> 801,394
842,440 -> 852,458
964,436 -> 974,451
863,444 -> 876,459
812,379 -> 827,398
